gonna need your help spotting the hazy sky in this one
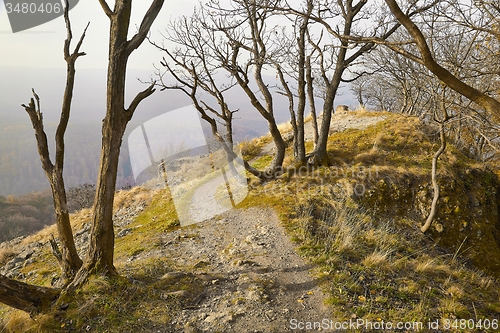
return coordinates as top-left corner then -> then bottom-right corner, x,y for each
0,1 -> 197,70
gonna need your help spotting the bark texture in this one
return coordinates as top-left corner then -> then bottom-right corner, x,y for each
0,275 -> 60,315
71,0 -> 164,286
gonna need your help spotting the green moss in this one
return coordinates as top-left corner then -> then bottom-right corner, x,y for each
250,155 -> 273,170
114,189 -> 180,258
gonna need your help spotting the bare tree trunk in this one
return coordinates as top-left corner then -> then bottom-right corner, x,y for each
253,64 -> 286,175
0,275 -> 60,315
307,0 -> 367,166
421,120 -> 446,233
21,3 -> 87,283
294,3 -> 311,164
306,55 -> 318,146
275,65 -> 299,157
308,71 -> 342,166
71,0 -> 164,286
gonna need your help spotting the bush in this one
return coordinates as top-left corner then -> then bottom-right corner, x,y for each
66,183 -> 96,213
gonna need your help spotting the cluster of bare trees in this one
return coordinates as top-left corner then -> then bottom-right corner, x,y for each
354,0 -> 500,162
153,0 -> 416,172
155,0 -> 500,232
351,0 -> 500,231
3,0 -> 500,318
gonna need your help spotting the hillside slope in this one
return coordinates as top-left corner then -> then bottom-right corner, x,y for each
1,111 -> 500,332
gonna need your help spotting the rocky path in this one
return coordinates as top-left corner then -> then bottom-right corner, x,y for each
187,174 -> 229,224
154,207 -> 331,332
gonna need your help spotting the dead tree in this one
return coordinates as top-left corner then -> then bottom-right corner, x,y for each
0,276 -> 60,316
150,13 -> 267,180
0,1 -> 83,313
218,0 -> 287,176
21,0 -> 88,284
0,0 -> 166,315
290,0 -> 442,165
422,88 -> 452,233
167,0 -> 287,178
272,0 -> 314,164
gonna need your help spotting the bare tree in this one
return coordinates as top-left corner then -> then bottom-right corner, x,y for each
384,0 -> 500,122
215,0 -> 287,176
0,1 -> 85,313
20,5 -> 88,284
281,0 -> 412,165
359,0 -> 500,160
159,1 -> 291,177
272,0 -> 314,163
70,0 -> 164,286
150,12 -> 267,180
0,0 -> 166,314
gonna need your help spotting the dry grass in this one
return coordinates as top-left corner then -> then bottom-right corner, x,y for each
1,310 -> 35,332
113,186 -> 151,211
285,191 -> 500,322
276,120 -> 293,134
3,110 -> 500,331
239,138 -> 264,159
20,223 -> 57,245
20,187 -> 153,247
361,248 -> 392,270
445,284 -> 465,299
415,257 -> 452,275
439,298 -> 469,317
0,248 -> 18,265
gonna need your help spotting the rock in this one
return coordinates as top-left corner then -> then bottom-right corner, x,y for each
246,286 -> 269,303
204,311 -> 234,324
117,228 -> 132,238
161,290 -> 192,300
5,267 -> 20,278
335,105 -> 349,113
160,271 -> 188,280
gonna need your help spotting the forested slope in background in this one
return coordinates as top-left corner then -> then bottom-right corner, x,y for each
0,120 -> 105,196
0,191 -> 54,242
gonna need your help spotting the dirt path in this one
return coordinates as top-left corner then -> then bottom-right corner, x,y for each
187,174 -> 229,224
154,207 -> 331,332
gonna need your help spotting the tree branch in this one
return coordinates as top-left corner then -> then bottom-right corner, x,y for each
125,0 -> 165,55
0,275 -> 60,315
56,0 -> 89,170
126,83 -> 156,120
98,0 -> 113,18
22,91 -> 54,175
